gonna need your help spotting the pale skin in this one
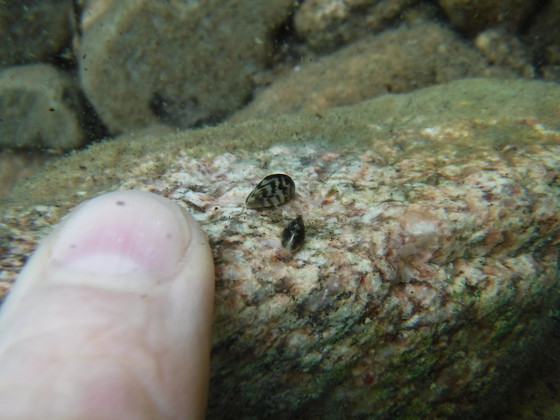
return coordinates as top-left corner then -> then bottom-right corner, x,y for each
0,191 -> 215,420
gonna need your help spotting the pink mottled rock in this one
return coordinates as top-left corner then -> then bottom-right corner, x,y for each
1,78 -> 559,418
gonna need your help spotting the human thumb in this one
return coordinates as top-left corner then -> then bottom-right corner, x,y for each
0,190 -> 214,420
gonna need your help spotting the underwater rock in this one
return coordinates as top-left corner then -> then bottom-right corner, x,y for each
437,0 -> 536,34
294,0 -> 419,52
0,64 -> 86,150
1,78 -> 559,418
474,27 -> 535,79
230,24 -> 519,123
77,0 -> 294,134
0,0 -> 74,68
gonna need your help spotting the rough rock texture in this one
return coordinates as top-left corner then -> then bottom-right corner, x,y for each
438,0 -> 537,34
77,0 -> 294,134
0,64 -> 86,150
1,78 -> 559,419
0,0 -> 74,68
230,24 -> 519,123
294,0 -> 419,52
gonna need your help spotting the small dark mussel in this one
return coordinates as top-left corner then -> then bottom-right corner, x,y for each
282,215 -> 305,252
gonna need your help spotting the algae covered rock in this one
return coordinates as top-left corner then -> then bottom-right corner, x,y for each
230,24 -> 519,123
294,0 -> 419,52
1,78 -> 559,419
77,0 -> 294,134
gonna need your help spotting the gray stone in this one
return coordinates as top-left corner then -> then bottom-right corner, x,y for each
77,0 -> 294,134
1,78 -> 560,419
0,0 -> 74,68
0,64 -> 86,150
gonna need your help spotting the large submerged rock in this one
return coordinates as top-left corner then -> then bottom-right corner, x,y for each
77,0 -> 294,133
1,78 -> 559,418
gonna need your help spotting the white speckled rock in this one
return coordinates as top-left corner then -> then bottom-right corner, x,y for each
0,64 -> 86,150
1,78 -> 559,418
77,0 -> 294,134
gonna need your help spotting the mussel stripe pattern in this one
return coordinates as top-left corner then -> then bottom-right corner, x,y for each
245,173 -> 295,209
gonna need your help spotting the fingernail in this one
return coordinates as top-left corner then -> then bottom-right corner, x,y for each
49,191 -> 191,277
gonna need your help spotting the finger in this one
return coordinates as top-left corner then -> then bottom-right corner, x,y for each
0,190 -> 214,420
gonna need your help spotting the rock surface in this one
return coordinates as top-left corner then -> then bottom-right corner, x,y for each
1,79 -> 560,418
0,64 -> 86,150
77,0 -> 294,134
474,27 -> 535,79
294,0 -> 419,52
230,24 -> 519,123
0,0 -> 74,68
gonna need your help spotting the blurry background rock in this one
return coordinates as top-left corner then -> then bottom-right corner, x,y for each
0,0 -> 555,143
230,24 -> 521,122
293,0 -> 421,52
437,0 -> 537,34
525,0 -> 560,82
474,27 -> 535,79
0,64 -> 86,150
76,0 -> 295,134
0,0 -> 74,68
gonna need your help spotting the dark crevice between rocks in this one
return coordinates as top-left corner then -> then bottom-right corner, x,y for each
268,6 -> 307,71
75,90 -> 111,144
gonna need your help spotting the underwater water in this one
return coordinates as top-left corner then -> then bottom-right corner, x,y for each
1,1 -> 560,419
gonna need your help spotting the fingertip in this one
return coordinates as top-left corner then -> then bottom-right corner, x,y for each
0,190 -> 215,419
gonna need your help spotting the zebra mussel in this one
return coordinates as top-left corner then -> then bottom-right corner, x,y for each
281,215 -> 305,252
245,173 -> 295,209
245,173 -> 305,253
